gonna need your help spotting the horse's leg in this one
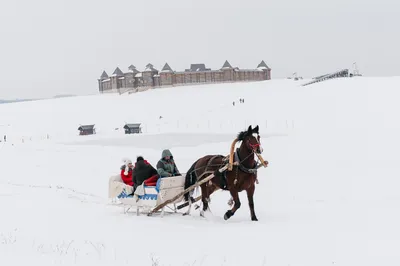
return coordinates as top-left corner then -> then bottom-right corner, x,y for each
246,184 -> 258,221
200,182 -> 219,216
183,197 -> 192,216
205,184 -> 219,213
183,187 -> 202,216
224,190 -> 240,220
227,197 -> 234,206
183,187 -> 198,216
200,183 -> 209,217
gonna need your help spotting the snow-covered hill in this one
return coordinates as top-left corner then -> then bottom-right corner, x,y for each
1,77 -> 400,265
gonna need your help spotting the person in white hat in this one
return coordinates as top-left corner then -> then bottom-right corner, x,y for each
120,158 -> 134,186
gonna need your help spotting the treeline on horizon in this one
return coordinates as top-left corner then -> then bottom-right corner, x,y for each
0,94 -> 76,104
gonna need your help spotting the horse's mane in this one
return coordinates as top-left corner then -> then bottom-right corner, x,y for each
237,125 -> 259,141
237,130 -> 248,141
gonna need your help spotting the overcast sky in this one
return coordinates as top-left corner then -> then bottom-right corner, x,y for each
0,0 -> 399,99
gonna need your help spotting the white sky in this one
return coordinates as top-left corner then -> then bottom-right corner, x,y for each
0,0 -> 399,99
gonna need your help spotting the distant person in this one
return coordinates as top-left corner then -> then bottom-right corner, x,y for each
120,159 -> 134,186
3,135 -> 6,142
157,149 -> 180,177
232,101 -> 235,106
132,156 -> 158,190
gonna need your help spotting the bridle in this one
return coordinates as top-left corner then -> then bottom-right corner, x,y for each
246,134 -> 262,154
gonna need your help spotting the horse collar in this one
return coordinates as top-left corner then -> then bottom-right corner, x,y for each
234,148 -> 258,174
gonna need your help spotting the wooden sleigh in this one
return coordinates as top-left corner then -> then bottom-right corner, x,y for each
108,174 -> 188,217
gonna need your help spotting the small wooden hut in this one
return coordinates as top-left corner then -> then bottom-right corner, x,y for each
78,124 -> 96,135
123,123 -> 142,134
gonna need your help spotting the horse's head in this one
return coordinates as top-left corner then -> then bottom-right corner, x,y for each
237,125 -> 263,154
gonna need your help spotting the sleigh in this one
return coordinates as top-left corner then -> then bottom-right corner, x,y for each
108,174 -> 187,217
108,159 -> 265,218
108,126 -> 270,221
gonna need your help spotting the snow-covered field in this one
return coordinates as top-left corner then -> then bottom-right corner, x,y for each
1,77 -> 400,265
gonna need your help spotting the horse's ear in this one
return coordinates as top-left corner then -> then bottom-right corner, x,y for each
253,125 -> 259,134
247,125 -> 252,134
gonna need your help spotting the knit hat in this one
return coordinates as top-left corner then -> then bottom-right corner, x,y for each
136,156 -> 144,162
122,158 -> 132,165
123,159 -> 132,175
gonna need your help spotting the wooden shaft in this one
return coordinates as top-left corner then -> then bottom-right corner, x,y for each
149,164 -> 229,215
176,195 -> 202,210
255,152 -> 268,167
228,139 -> 238,171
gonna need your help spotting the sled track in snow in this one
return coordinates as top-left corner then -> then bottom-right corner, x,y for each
2,182 -> 108,206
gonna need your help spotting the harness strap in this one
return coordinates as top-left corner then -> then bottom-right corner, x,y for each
205,155 -> 224,172
193,155 -> 225,179
205,155 -> 228,190
234,148 -> 258,174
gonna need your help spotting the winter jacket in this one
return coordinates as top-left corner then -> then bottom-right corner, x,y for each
135,160 -> 150,168
156,149 -> 180,177
133,160 -> 158,189
120,165 -> 134,186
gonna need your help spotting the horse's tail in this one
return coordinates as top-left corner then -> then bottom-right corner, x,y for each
184,159 -> 200,202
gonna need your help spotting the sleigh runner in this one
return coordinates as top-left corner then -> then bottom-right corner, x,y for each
109,174 -> 189,217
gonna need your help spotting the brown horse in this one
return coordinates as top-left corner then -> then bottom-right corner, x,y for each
183,125 -> 267,221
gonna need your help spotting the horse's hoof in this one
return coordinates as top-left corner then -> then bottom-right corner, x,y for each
224,210 -> 233,220
200,210 -> 205,217
182,212 -> 189,216
252,217 -> 258,221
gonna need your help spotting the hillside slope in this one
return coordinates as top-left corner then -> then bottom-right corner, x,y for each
1,77 -> 400,265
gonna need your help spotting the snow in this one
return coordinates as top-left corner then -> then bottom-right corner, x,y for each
144,67 -> 156,72
1,76 -> 400,265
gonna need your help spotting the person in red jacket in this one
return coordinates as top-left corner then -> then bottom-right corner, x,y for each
120,159 -> 134,186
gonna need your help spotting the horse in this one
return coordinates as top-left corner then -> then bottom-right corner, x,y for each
183,125 -> 267,221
